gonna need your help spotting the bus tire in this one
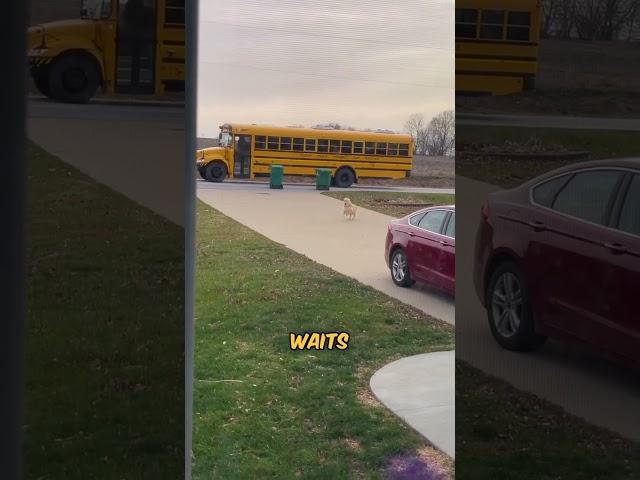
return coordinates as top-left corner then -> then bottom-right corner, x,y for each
49,54 -> 101,104
204,162 -> 227,182
334,167 -> 355,188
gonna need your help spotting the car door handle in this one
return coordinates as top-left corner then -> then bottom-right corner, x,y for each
408,232 -> 415,237
604,242 -> 627,254
439,240 -> 451,247
527,220 -> 547,232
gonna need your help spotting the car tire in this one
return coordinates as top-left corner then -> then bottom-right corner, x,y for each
334,167 -> 355,188
486,261 -> 546,351
390,248 -> 415,287
49,54 -> 100,104
204,161 -> 227,182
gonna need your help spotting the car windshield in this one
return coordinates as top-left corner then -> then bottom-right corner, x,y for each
219,131 -> 232,147
81,0 -> 111,19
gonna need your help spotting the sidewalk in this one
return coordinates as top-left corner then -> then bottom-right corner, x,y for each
196,182 -> 455,324
28,93 -> 184,108
370,351 -> 455,458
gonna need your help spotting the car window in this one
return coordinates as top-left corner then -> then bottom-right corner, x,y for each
444,213 -> 455,238
417,210 -> 448,234
552,170 -> 623,225
532,174 -> 571,207
618,174 -> 640,236
409,213 -> 425,226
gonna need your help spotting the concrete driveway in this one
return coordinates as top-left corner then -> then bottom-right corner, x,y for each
456,175 -> 640,441
370,351 -> 455,458
197,180 -> 455,324
28,100 -> 185,225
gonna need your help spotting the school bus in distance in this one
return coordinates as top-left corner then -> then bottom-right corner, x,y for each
196,124 -> 414,188
27,0 -> 184,103
456,0 -> 542,95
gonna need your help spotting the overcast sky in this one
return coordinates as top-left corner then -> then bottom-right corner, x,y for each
197,0 -> 454,138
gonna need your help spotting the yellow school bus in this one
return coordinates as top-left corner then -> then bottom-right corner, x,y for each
27,0 -> 184,103
456,0 -> 542,95
196,124 -> 414,188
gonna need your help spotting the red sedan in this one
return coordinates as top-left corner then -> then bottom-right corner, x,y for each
474,159 -> 640,366
385,206 -> 455,296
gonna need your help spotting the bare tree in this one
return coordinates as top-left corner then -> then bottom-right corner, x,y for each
541,0 -> 559,37
424,110 -> 455,157
404,113 -> 427,154
568,0 -> 640,40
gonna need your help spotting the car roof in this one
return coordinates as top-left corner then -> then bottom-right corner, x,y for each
521,157 -> 640,188
410,205 -> 455,216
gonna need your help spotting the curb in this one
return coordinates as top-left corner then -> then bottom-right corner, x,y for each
28,94 -> 185,108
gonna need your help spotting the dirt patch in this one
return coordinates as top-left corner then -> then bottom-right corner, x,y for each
343,437 -> 363,452
418,445 -> 454,479
457,138 -> 591,162
357,388 -> 383,409
373,199 -> 434,208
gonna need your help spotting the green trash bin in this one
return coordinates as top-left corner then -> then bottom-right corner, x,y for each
270,164 -> 284,189
316,168 -> 331,191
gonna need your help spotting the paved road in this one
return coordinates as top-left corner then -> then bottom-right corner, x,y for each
197,181 -> 455,324
370,351 -> 455,458
456,176 -> 640,441
210,180 -> 455,195
28,100 -> 185,225
456,113 -> 640,131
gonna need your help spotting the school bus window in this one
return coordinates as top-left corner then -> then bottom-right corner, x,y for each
293,138 -> 304,151
480,10 -> 505,40
280,137 -> 292,150
268,136 -> 279,150
365,142 -> 375,154
399,144 -> 409,156
255,136 -> 266,149
353,141 -> 364,154
507,11 -> 531,41
388,143 -> 399,156
305,139 -> 317,152
318,139 -> 329,153
165,0 -> 185,25
329,140 -> 341,153
376,143 -> 387,155
341,141 -> 353,154
455,9 -> 478,38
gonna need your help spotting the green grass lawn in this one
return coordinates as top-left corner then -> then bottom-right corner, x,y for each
457,126 -> 640,188
323,191 -> 455,218
456,361 -> 640,479
193,202 -> 454,479
25,142 -> 184,478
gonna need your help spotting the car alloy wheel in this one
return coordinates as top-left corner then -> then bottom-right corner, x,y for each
392,251 -> 407,283
491,271 -> 523,338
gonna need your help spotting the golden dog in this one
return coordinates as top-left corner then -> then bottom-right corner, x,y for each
343,197 -> 357,220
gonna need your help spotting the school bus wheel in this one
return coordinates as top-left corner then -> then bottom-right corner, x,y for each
333,167 -> 356,188
198,166 -> 207,179
49,53 -> 101,104
204,161 -> 227,182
